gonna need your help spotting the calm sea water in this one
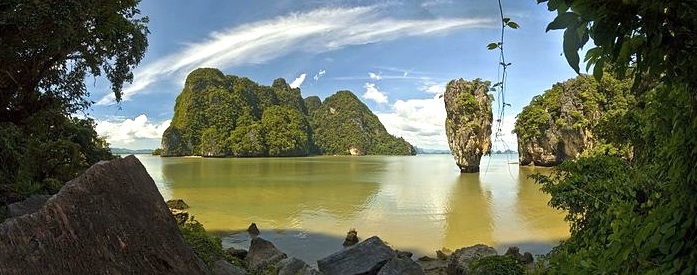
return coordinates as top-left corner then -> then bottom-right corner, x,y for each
134,154 -> 568,264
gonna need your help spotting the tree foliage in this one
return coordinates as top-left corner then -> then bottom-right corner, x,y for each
0,0 -> 149,214
535,0 -> 697,273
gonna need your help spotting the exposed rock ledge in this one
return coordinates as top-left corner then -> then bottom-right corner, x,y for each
0,155 -> 206,274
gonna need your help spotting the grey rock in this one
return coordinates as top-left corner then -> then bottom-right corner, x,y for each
436,247 -> 452,260
245,237 -> 287,272
396,250 -> 414,259
446,244 -> 497,275
342,228 -> 358,246
444,78 -> 493,173
212,260 -> 247,275
166,199 -> 190,210
318,236 -> 396,275
247,222 -> 260,236
5,194 -> 51,218
522,252 -> 534,264
377,257 -> 425,275
0,156 -> 207,274
276,257 -> 323,275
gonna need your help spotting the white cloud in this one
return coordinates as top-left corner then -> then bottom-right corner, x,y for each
313,69 -> 326,81
377,95 -> 447,149
368,72 -> 382,80
363,83 -> 389,104
420,80 -> 446,95
491,114 -> 518,152
289,73 -> 306,88
95,115 -> 171,148
377,94 -> 520,151
96,5 -> 494,105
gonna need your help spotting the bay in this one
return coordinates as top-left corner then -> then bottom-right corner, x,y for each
134,154 -> 568,264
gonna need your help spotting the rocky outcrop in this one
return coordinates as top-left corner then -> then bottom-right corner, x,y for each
0,155 -> 207,274
446,244 -> 498,275
343,228 -> 359,246
378,257 -> 425,275
167,198 -> 190,210
161,68 -> 414,157
275,257 -> 322,275
5,194 -> 50,218
317,236 -> 397,275
213,259 -> 248,275
246,237 -> 287,272
444,79 -> 493,173
513,74 -> 634,166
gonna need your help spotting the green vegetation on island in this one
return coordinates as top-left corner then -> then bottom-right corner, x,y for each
533,0 -> 697,273
161,68 -> 414,157
513,73 -> 634,166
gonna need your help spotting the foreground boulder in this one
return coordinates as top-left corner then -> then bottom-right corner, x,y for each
318,236 -> 397,275
275,257 -> 322,275
0,156 -> 207,274
245,237 -> 287,272
444,78 -> 493,173
377,257 -> 425,275
447,244 -> 497,275
5,194 -> 51,218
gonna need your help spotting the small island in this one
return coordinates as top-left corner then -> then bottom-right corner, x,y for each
161,68 -> 415,157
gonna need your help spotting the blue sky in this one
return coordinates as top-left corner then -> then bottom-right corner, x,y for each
90,0 -> 580,150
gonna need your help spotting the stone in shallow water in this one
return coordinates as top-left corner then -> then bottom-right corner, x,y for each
318,236 -> 396,275
245,237 -> 287,272
0,156 -> 207,274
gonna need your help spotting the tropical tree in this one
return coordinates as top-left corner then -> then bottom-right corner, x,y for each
535,0 -> 697,273
0,0 -> 149,217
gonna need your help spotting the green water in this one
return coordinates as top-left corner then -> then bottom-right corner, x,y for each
135,154 -> 568,263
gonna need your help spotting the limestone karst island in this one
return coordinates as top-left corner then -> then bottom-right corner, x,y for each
2,0 -> 696,274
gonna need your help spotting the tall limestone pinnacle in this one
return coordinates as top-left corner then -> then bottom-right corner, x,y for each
444,78 -> 493,173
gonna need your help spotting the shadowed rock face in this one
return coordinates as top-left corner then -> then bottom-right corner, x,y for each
444,78 -> 493,173
0,155 -> 206,274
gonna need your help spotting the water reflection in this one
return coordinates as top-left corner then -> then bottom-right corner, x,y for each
133,154 -> 568,262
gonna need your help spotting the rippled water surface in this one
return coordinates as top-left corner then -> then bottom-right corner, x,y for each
135,154 -> 568,263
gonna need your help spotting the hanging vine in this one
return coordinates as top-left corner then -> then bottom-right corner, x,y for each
487,0 -> 518,152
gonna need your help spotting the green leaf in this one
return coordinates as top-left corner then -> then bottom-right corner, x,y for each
546,12 -> 580,32
506,21 -> 520,29
563,28 -> 581,74
592,60 -> 604,81
502,17 -> 510,24
487,42 -> 499,50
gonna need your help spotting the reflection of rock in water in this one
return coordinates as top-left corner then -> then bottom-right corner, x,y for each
443,173 -> 494,249
515,166 -> 569,247
161,157 -> 381,230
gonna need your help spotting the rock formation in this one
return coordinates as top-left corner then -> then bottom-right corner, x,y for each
161,68 -> 414,157
513,74 -> 634,166
446,244 -> 498,275
444,78 -> 493,173
0,155 -> 207,274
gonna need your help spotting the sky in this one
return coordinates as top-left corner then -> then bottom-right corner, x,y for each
89,0 -> 581,151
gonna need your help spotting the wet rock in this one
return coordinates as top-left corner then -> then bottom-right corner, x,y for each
446,244 -> 497,275
212,259 -> 247,275
276,257 -> 323,275
343,228 -> 359,246
170,209 -> 189,225
5,194 -> 51,218
396,250 -> 414,259
377,257 -> 425,275
166,199 -> 190,210
245,237 -> 287,272
318,236 -> 396,275
436,247 -> 452,260
247,223 -> 260,236
444,78 -> 493,173
0,156 -> 207,274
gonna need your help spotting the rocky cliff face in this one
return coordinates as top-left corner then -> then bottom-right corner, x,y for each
0,156 -> 207,274
444,79 -> 493,173
514,74 -> 634,166
161,68 -> 415,157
